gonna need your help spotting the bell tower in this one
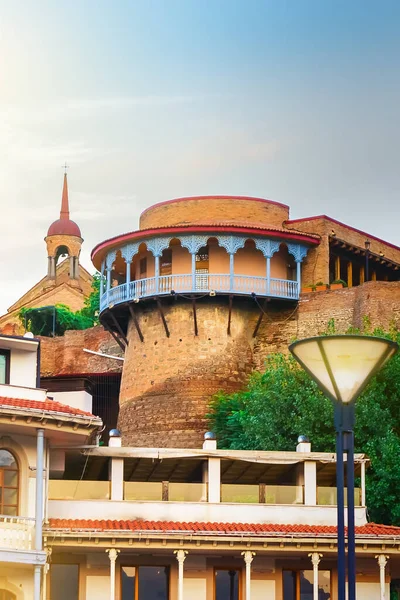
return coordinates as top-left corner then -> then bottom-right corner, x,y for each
44,173 -> 83,288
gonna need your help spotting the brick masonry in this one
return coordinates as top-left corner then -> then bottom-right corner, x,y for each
117,281 -> 400,448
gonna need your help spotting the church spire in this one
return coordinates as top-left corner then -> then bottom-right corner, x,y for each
60,172 -> 70,220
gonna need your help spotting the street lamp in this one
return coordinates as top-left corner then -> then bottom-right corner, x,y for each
289,335 -> 398,600
364,239 -> 371,282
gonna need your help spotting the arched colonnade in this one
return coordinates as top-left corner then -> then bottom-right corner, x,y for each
100,234 -> 310,312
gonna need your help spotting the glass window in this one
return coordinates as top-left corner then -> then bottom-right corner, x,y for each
121,566 -> 169,600
0,351 -> 10,385
215,569 -> 240,600
283,569 -> 331,600
50,564 -> 79,600
0,450 -> 18,516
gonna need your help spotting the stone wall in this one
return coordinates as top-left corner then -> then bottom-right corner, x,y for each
119,281 -> 400,448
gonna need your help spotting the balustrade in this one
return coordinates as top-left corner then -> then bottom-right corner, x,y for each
0,515 -> 35,551
100,233 -> 310,312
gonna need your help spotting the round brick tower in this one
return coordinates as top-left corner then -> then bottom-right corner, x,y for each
91,196 -> 318,448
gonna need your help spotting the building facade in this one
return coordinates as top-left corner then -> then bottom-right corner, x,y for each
90,195 -> 400,448
0,336 -> 399,600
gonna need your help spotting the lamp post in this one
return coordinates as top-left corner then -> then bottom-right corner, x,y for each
289,335 -> 398,600
365,239 -> 371,282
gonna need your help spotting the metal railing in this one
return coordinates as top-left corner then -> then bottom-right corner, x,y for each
102,273 -> 299,310
0,515 -> 35,551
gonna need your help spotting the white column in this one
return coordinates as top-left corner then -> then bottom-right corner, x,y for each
229,253 -> 234,291
155,255 -> 160,293
266,255 -> 271,294
174,550 -> 188,600
308,553 -> 322,600
376,554 -> 389,600
100,261 -> 105,297
191,252 -> 196,290
109,434 -> 124,501
107,548 -> 120,600
34,428 -> 45,600
69,256 -> 75,279
296,260 -> 301,290
241,551 -> 255,599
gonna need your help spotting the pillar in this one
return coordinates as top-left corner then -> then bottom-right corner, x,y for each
229,253 -> 234,291
126,259 -> 131,287
69,256 -> 75,279
347,261 -> 353,287
191,252 -> 196,290
335,256 -> 340,280
360,265 -> 365,285
109,433 -> 124,501
107,549 -> 120,600
372,270 -> 377,281
106,266 -> 111,292
296,260 -> 301,291
308,553 -> 323,600
47,256 -> 56,279
174,550 -> 188,600
241,551 -> 255,599
266,256 -> 271,294
376,554 -> 389,600
34,428 -> 45,600
100,261 -> 105,297
155,255 -> 160,293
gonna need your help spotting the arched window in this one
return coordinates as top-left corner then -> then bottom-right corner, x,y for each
0,450 -> 19,516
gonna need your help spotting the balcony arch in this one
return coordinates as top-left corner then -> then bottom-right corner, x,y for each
99,232 -> 313,312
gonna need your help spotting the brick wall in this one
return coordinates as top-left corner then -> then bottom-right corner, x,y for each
139,197 -> 290,230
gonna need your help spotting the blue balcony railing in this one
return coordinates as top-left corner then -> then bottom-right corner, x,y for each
100,273 -> 299,311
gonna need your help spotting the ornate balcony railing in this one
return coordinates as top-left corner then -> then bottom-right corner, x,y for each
0,515 -> 35,551
101,273 -> 299,311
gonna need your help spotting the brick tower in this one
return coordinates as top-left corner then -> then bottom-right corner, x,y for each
91,196 -> 320,447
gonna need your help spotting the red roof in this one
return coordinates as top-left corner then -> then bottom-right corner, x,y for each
46,519 -> 400,538
0,396 -> 96,419
47,218 -> 81,237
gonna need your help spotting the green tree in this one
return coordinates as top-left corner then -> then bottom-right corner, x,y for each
208,324 -> 400,525
19,272 -> 102,336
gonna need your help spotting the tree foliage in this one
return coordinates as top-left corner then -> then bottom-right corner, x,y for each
19,273 -> 102,337
207,320 -> 400,525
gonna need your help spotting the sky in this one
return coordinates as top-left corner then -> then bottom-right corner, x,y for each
0,0 -> 399,314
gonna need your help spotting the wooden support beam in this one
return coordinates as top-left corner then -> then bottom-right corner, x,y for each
127,458 -> 141,481
360,265 -> 365,284
102,319 -> 126,352
156,299 -> 170,338
128,304 -> 144,343
335,256 -> 340,280
109,311 -> 129,346
191,296 -> 198,336
347,261 -> 353,288
252,299 -> 269,338
227,295 -> 233,336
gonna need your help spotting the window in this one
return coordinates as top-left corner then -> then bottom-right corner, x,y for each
214,569 -> 240,600
121,566 -> 170,600
50,564 -> 79,600
0,450 -> 18,516
0,350 -> 10,385
140,258 -> 147,277
160,249 -> 172,276
195,246 -> 209,289
283,569 -> 331,600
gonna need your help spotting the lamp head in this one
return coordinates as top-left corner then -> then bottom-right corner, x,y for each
289,335 -> 398,405
365,239 -> 371,251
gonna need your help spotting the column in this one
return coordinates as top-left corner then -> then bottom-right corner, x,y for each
229,253 -> 234,291
372,270 -> 377,281
107,548 -> 120,600
191,252 -> 196,290
34,428 -> 45,600
335,256 -> 341,280
69,256 -> 75,279
106,266 -> 112,292
174,550 -> 188,600
376,554 -> 389,600
100,261 -> 105,297
47,256 -> 55,279
266,256 -> 271,294
155,255 -> 160,293
308,552 -> 323,600
360,265 -> 365,285
347,262 -> 353,287
296,260 -> 301,291
241,551 -> 255,599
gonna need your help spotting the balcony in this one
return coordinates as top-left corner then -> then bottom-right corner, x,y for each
101,274 -> 299,311
0,515 -> 35,551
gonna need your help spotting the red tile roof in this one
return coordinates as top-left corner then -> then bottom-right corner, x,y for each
0,396 -> 96,419
46,519 -> 400,538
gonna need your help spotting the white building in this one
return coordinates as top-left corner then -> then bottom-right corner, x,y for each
0,333 -> 399,600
